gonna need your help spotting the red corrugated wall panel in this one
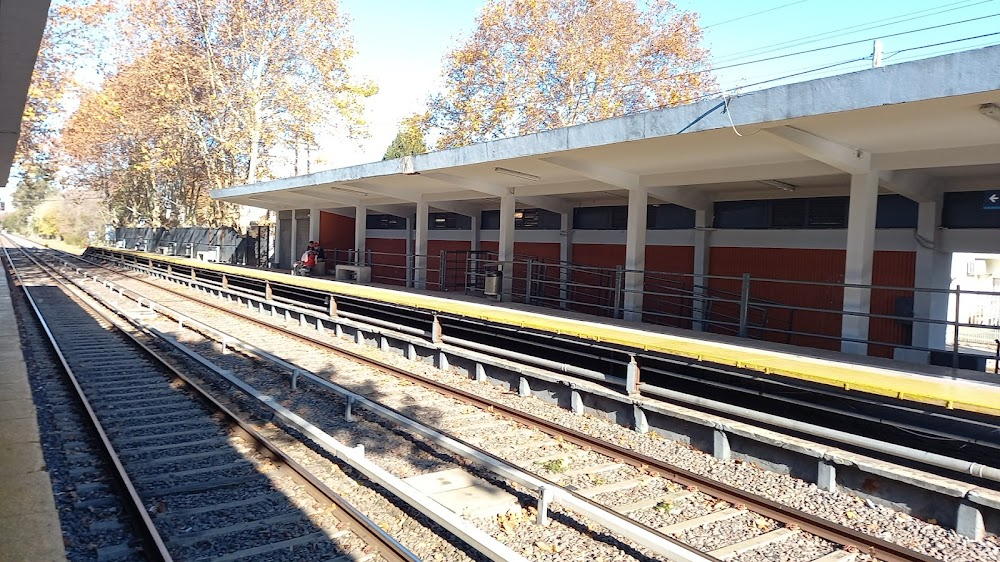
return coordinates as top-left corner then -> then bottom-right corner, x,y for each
869,251 -> 917,358
644,245 -> 696,328
427,240 -> 471,290
319,212 -> 354,254
709,247 -> 845,350
708,247 -> 917,357
365,238 -> 407,285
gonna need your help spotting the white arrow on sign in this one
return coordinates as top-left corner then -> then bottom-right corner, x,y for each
991,194 -> 999,203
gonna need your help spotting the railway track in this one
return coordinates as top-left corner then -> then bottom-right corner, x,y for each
17,244 -> 956,561
3,244 -> 420,562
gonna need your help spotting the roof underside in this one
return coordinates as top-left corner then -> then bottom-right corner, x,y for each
0,0 -> 50,186
213,45 -> 1000,215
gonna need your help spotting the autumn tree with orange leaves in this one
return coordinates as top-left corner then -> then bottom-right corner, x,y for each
429,0 -> 714,148
60,0 -> 375,228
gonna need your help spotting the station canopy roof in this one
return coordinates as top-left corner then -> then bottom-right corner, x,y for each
212,45 -> 1000,216
0,0 -> 51,186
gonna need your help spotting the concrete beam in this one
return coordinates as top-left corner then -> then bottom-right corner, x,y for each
429,200 -> 489,218
421,172 -> 508,198
647,186 -> 712,212
414,200 -> 429,289
872,143 -> 1000,170
878,171 -> 936,204
640,160 -> 838,188
516,195 -> 574,215
623,187 -> 648,321
542,155 -> 640,189
246,195 -> 314,210
763,126 -> 870,174
499,194 -> 516,299
339,182 -> 420,203
841,173 -> 879,355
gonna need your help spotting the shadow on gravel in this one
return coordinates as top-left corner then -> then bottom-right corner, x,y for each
24,286 -> 354,562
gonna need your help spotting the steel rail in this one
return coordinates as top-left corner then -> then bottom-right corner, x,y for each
65,248 -> 940,561
2,245 -> 175,562
54,248 -> 717,561
3,241 -> 420,562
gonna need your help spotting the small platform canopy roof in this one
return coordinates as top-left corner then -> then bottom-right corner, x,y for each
212,45 -> 1000,214
0,0 -> 50,186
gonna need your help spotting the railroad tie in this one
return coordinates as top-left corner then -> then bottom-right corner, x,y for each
518,449 -> 589,467
576,476 -> 654,498
502,439 -> 560,454
707,527 -> 800,560
613,490 -> 695,514
559,462 -> 624,478
658,507 -> 742,534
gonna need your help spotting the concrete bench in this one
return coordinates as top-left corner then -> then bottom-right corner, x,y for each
335,265 -> 371,283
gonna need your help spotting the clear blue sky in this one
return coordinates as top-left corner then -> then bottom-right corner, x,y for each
332,0 -> 999,167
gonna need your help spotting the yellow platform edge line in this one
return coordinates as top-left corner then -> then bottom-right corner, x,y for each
98,248 -> 1000,417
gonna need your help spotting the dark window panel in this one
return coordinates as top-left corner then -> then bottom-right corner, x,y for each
366,214 -> 407,229
942,191 -> 1000,228
875,194 -> 918,229
771,199 -> 808,228
714,200 -> 769,229
807,197 -> 848,228
647,204 -> 696,229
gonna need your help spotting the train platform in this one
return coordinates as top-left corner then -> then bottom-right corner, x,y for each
91,247 -> 1000,418
0,256 -> 67,561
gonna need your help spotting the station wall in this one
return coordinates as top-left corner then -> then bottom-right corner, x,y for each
309,192 -> 999,357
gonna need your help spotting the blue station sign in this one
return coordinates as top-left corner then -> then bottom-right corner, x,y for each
984,191 -> 1000,210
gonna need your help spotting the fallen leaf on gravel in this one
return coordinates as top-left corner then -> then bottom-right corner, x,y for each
534,541 -> 557,552
845,510 -> 858,520
754,518 -> 769,529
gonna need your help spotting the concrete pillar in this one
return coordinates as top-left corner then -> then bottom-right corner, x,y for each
692,208 -> 713,331
273,216 -> 283,268
499,194 -> 516,299
559,211 -> 573,309
309,208 -> 321,242
414,200 -> 429,289
470,213 -> 480,251
405,214 -> 414,287
911,199 -> 951,354
841,173 -> 879,355
623,187 -> 648,321
354,204 -> 367,264
289,210 -> 298,267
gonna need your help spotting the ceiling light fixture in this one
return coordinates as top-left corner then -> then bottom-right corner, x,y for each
494,167 -> 540,182
758,179 -> 797,192
980,103 -> 1000,123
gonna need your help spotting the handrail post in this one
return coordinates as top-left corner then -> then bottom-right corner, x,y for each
525,259 -> 534,304
953,285 -> 961,369
738,273 -> 751,338
439,250 -> 448,291
613,265 -> 624,319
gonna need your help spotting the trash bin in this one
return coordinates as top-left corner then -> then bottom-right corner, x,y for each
484,270 -> 502,297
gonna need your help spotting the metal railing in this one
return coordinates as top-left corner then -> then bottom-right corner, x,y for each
185,243 -> 1000,369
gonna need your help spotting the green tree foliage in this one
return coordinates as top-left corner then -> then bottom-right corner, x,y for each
429,0 -> 714,148
383,114 -> 430,160
6,163 -> 55,232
